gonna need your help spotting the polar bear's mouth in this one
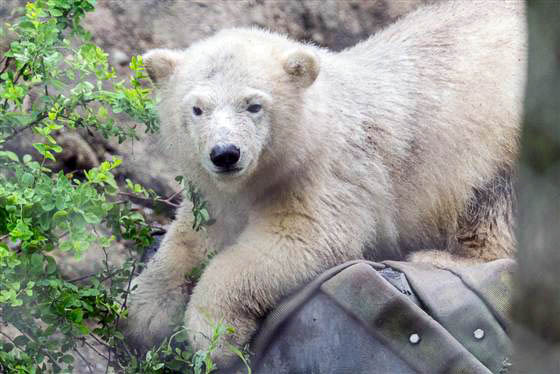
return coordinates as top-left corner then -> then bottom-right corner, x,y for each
214,166 -> 243,175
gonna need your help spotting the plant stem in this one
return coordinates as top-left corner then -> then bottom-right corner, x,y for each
2,113 -> 47,143
73,348 -> 95,374
0,57 -> 11,75
81,338 -> 110,361
118,191 -> 181,208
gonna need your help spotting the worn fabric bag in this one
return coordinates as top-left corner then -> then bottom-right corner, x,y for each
242,259 -> 515,374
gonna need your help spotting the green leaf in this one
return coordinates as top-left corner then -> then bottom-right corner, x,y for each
69,309 -> 83,323
41,200 -> 56,212
45,256 -> 57,274
21,173 -> 35,187
55,194 -> 65,210
59,240 -> 73,252
44,151 -> 56,161
0,151 -> 19,162
18,20 -> 35,31
52,210 -> 68,219
49,8 -> 63,17
10,220 -> 33,240
13,335 -> 29,346
60,354 -> 74,364
31,253 -> 44,270
83,212 -> 101,224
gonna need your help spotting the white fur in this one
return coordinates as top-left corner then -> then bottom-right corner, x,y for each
125,0 -> 526,366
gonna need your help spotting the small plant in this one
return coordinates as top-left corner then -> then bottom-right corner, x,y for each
191,319 -> 252,374
121,323 -> 251,374
175,176 -> 214,232
0,0 -> 248,373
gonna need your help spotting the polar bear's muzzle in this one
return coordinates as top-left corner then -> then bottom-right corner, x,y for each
208,143 -> 244,175
210,143 -> 241,168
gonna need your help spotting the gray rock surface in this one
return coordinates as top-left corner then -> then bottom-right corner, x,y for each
85,0 -> 437,56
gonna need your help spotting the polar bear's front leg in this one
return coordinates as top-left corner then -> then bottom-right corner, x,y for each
124,205 -> 208,352
184,217 -> 360,368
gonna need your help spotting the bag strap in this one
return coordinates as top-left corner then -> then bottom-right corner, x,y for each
320,262 -> 492,374
385,259 -> 515,373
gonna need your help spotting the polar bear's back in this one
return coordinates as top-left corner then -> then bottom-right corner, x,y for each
317,0 -> 525,254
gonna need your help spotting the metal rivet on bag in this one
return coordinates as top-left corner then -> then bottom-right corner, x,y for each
473,328 -> 485,340
409,333 -> 421,344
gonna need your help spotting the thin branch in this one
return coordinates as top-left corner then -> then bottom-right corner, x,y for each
89,333 -> 112,350
121,260 -> 136,312
114,260 -> 136,336
118,191 -> 181,208
0,57 -> 11,75
0,330 -> 23,353
164,188 -> 185,203
2,95 -> 97,145
12,62 -> 29,83
113,338 -> 135,370
67,271 -> 99,283
81,338 -> 109,361
41,59 -> 49,97
68,268 -> 121,283
112,200 -> 131,205
2,113 -> 47,143
73,348 -> 94,374
101,244 -> 113,292
2,124 -> 33,142
102,245 -> 110,272
105,347 -> 111,374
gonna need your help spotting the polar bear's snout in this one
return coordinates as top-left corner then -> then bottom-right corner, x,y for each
210,143 -> 241,170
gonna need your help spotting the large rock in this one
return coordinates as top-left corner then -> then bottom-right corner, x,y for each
85,0 -> 437,57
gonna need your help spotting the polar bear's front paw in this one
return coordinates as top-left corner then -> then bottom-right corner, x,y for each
123,291 -> 187,352
185,304 -> 256,368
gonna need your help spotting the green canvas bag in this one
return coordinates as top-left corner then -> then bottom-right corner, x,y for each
243,259 -> 515,374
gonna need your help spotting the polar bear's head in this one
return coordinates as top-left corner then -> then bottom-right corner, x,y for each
143,29 -> 320,193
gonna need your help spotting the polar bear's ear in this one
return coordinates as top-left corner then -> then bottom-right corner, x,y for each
281,49 -> 320,88
143,49 -> 183,84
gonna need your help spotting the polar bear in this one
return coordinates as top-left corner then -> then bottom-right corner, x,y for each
124,0 -> 526,366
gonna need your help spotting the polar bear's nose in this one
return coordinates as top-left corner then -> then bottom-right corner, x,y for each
210,144 -> 241,168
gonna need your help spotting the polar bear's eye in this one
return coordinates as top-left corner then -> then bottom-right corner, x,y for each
247,104 -> 262,113
192,106 -> 203,116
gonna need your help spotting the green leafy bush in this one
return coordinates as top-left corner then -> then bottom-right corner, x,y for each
0,1 -> 241,373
